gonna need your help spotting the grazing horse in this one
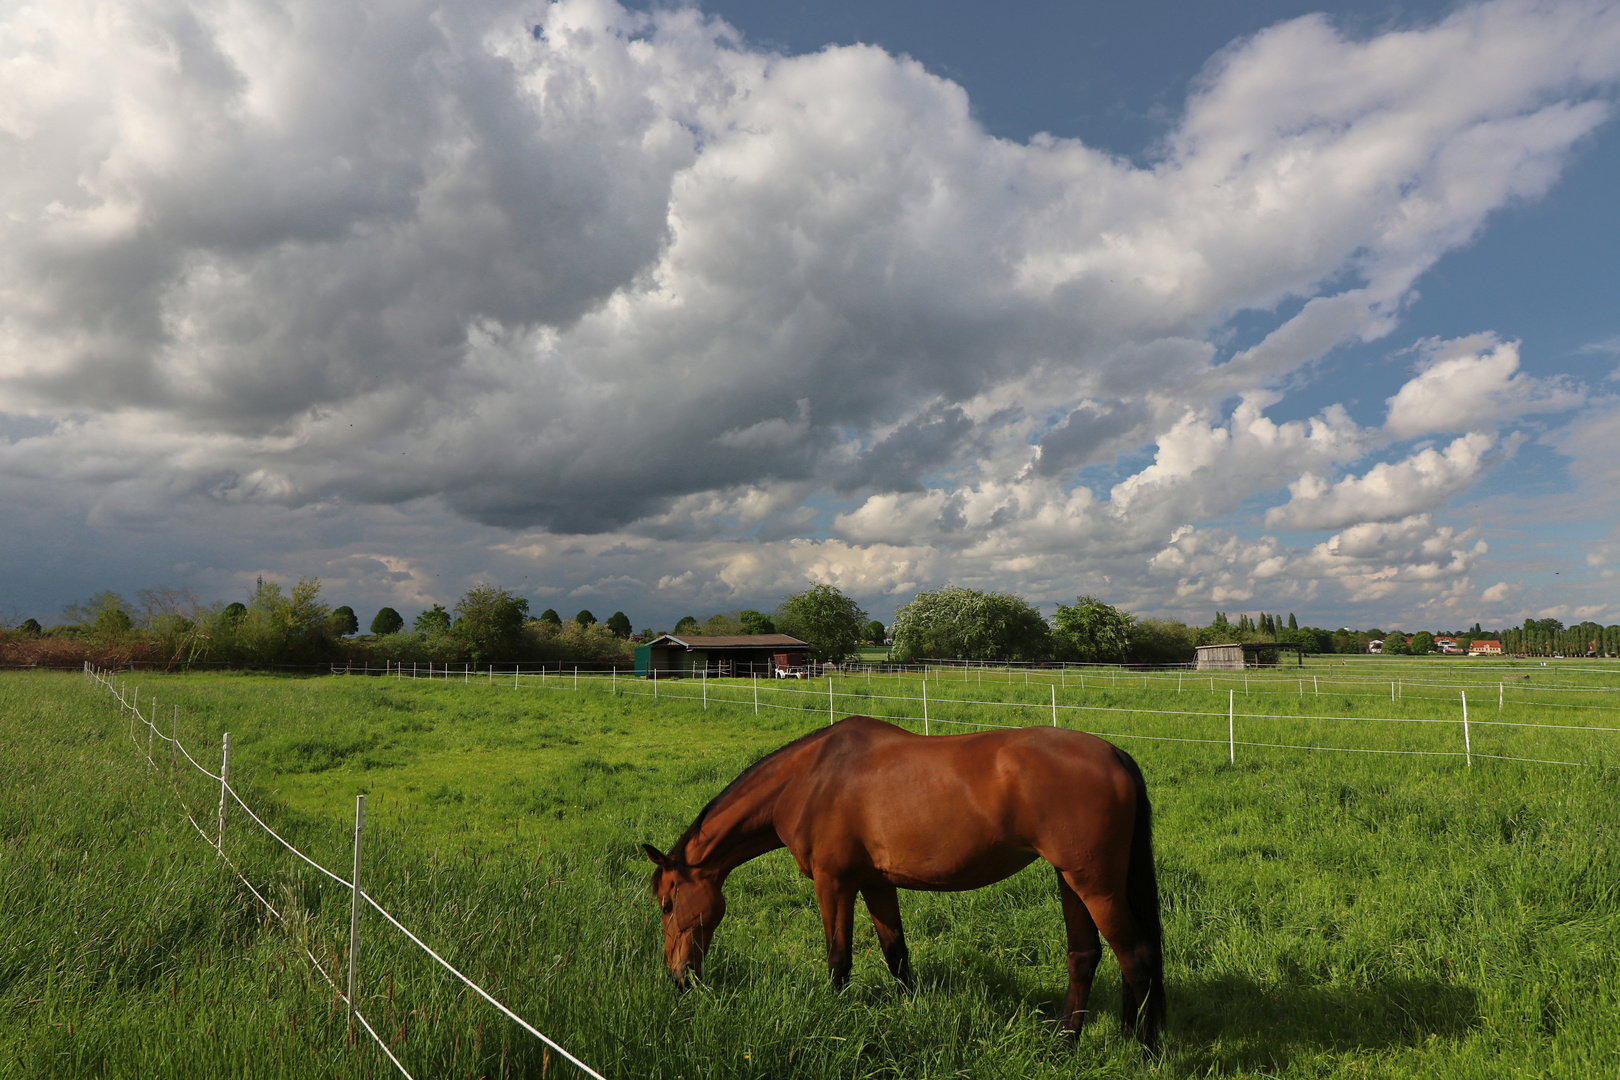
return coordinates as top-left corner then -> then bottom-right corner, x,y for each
642,715 -> 1165,1049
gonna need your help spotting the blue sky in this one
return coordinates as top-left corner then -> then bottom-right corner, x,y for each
2,0 -> 1618,633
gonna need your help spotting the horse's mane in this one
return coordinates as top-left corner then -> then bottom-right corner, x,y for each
668,722 -> 846,865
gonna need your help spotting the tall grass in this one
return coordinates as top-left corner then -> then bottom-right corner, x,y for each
4,668 -> 1619,1078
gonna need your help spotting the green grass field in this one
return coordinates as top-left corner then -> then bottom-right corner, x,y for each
4,664 -> 1619,1078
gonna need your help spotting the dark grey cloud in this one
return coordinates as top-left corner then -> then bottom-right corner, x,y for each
1033,400 -> 1153,476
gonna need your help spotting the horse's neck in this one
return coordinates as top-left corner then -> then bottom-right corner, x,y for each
683,760 -> 790,875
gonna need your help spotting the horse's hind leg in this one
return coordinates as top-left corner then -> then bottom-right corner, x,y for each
1055,869 -> 1103,1038
1069,882 -> 1158,1049
814,874 -> 858,990
861,884 -> 913,986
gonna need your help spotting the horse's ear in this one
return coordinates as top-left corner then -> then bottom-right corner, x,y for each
641,843 -> 670,867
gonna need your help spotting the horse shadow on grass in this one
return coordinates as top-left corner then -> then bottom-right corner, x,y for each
901,953 -> 1479,1073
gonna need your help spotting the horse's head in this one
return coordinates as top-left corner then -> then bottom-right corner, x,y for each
641,843 -> 726,986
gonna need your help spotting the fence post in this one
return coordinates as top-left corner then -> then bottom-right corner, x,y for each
575,666 -> 578,691
828,676 -> 834,725
172,705 -> 178,771
148,699 -> 154,761
753,675 -> 758,716
218,732 -> 231,847
922,678 -> 929,735
613,667 -> 617,694
1051,684 -> 1057,727
1178,672 -> 1182,693
703,668 -> 707,710
1314,676 -> 1318,696
1461,691 -> 1472,767
348,794 -> 366,1032
1228,691 -> 1235,764
1391,680 -> 1395,703
1499,681 -> 1503,710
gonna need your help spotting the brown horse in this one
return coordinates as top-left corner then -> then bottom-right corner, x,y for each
642,715 -> 1165,1049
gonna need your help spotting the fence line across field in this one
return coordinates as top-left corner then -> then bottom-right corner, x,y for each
83,663 -> 607,1080
466,665 -> 1620,772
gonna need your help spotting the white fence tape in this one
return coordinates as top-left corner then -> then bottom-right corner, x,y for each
84,663 -> 604,1080
483,664 -> 1620,771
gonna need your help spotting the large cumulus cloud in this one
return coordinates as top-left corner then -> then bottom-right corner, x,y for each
2,0 -> 1619,623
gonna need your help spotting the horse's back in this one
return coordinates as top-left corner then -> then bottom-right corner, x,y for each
779,717 -> 1139,890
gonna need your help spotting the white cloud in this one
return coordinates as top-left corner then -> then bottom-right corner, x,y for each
1385,334 -> 1583,437
1266,432 -> 1495,532
1,0 -> 1618,621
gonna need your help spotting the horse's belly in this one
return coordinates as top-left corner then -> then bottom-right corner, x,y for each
877,845 -> 1040,892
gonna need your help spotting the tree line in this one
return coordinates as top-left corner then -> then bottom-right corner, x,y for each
7,577 -> 1617,670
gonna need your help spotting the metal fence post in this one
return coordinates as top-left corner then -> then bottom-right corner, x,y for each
171,705 -> 178,771
348,794 -> 366,1031
218,733 -> 231,847
1051,684 -> 1057,727
574,666 -> 578,691
703,668 -> 707,710
828,676 -> 834,725
147,699 -> 154,761
1461,691 -> 1472,767
922,678 -> 929,735
753,675 -> 758,715
1228,691 -> 1235,764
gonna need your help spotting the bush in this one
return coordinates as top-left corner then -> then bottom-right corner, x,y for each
1128,618 -> 1195,663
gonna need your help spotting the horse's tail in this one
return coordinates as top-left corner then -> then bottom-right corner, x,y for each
1112,745 -> 1166,1049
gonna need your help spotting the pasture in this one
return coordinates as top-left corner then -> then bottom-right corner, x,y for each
3,663 -> 1619,1078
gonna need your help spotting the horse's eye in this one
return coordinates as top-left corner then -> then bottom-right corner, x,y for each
661,898 -> 674,915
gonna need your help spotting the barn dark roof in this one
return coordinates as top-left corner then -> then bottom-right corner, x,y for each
645,633 -> 809,650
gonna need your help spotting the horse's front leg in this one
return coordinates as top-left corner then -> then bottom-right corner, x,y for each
861,883 -> 913,986
814,873 -> 858,990
1055,869 -> 1103,1039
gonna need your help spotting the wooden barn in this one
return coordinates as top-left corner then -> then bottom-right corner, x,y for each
1195,642 -> 1304,670
633,633 -> 811,678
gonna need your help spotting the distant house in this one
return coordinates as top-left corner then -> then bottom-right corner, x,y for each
1368,639 -> 1384,654
633,633 -> 811,678
1434,636 -> 1461,653
1469,639 -> 1503,656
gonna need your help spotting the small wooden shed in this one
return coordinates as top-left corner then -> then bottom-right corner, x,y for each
634,633 -> 810,678
1195,642 -> 1304,670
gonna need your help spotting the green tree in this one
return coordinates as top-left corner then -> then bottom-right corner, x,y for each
1052,596 -> 1134,663
1409,631 -> 1435,655
1383,632 -> 1410,655
237,577 -> 332,663
738,610 -> 776,635
453,585 -> 529,662
574,610 -> 597,628
774,584 -> 867,663
537,608 -> 563,629
414,605 -> 452,636
889,585 -> 1050,662
673,616 -> 701,636
1288,612 -> 1298,631
329,605 -> 360,637
1129,618 -> 1196,662
19,618 -> 41,636
222,602 -> 247,625
702,612 -> 738,635
606,611 -> 633,638
370,607 -> 404,635
864,620 -> 887,644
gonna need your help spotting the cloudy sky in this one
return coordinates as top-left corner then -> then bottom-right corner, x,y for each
3,0 -> 1620,632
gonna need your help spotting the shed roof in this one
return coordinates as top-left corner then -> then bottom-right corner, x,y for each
645,633 -> 809,650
